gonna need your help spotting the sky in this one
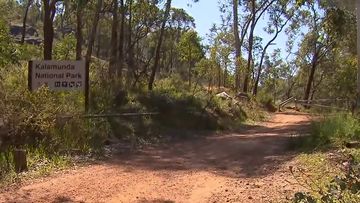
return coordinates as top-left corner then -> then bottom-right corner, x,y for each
172,0 -> 221,38
171,0 -> 292,59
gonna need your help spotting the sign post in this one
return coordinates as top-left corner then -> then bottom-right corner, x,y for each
28,60 -> 89,112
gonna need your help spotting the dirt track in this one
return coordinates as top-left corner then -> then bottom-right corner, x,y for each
0,112 -> 311,203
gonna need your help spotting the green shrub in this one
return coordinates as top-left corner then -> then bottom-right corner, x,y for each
291,114 -> 360,203
257,92 -> 277,112
316,115 -> 359,147
0,19 -> 19,67
136,91 -> 219,130
294,114 -> 360,150
0,63 -> 109,180
105,76 -> 253,141
53,34 -> 76,60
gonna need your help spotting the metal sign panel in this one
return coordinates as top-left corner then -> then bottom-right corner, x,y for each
28,60 -> 86,91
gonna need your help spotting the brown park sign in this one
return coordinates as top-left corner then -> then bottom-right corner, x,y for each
28,60 -> 87,91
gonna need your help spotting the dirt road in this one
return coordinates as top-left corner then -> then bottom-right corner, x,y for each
0,112 -> 311,203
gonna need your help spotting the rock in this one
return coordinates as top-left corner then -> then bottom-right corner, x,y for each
9,24 -> 42,45
216,92 -> 232,100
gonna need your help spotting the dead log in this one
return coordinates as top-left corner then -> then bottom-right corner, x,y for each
345,141 -> 360,149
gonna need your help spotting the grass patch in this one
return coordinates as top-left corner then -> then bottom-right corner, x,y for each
0,149 -> 73,189
291,114 -> 360,151
294,153 -> 341,191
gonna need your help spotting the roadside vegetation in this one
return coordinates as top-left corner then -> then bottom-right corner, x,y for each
0,58 -> 267,186
291,114 -> 360,203
0,26 -> 267,185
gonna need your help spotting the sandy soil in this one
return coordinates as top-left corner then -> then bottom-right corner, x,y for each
0,112 -> 311,203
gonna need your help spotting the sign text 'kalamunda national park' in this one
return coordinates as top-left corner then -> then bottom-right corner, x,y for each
28,60 -> 87,91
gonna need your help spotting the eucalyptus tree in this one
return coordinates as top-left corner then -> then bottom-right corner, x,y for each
252,0 -> 296,95
148,0 -> 172,90
126,0 -> 162,87
177,30 -> 204,87
216,32 -> 233,88
230,0 -> 254,91
333,0 -> 360,108
282,0 -> 357,102
232,0 -> 242,90
242,0 -> 277,93
160,8 -> 195,75
297,1 -> 337,102
309,1 -> 357,101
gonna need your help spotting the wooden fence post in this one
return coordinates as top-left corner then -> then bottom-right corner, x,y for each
13,149 -> 28,173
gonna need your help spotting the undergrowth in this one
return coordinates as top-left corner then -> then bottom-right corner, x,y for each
108,76 -> 266,142
291,114 -> 360,151
290,114 -> 360,202
0,23 -> 266,184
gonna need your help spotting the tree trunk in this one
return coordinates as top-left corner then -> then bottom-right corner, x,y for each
286,81 -> 295,99
43,0 -> 56,60
126,0 -> 134,87
109,0 -> 119,76
253,10 -> 292,96
304,58 -> 317,102
243,0 -> 256,93
188,62 -> 192,87
233,0 -> 241,91
85,0 -> 102,63
224,62 -> 228,87
21,0 -> 32,44
148,0 -> 172,90
75,7 -> 83,60
188,43 -> 192,88
218,64 -> 221,89
253,35 -> 278,95
96,26 -> 101,57
117,0 -> 125,79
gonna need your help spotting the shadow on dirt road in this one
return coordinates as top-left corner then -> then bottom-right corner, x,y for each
109,112 -> 312,178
